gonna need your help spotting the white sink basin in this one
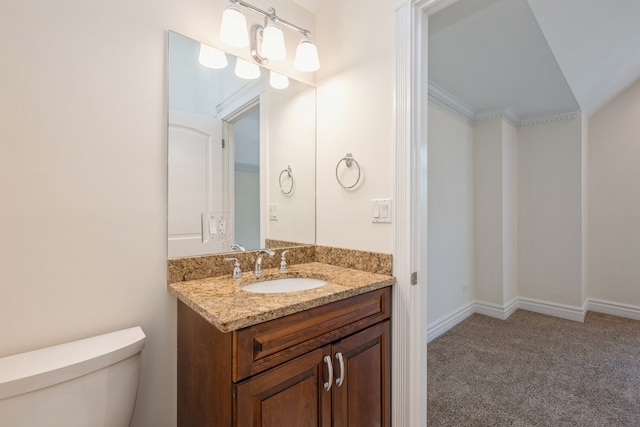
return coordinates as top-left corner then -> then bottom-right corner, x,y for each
241,277 -> 328,294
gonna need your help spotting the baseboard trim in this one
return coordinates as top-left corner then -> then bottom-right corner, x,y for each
517,297 -> 586,322
428,297 -> 591,341
428,298 -> 640,342
475,298 -> 519,320
427,302 -> 475,343
586,299 -> 640,321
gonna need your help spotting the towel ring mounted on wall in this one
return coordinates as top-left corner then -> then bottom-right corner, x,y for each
335,152 -> 361,190
279,165 -> 294,195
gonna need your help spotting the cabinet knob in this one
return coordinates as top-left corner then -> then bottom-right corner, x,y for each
323,355 -> 333,391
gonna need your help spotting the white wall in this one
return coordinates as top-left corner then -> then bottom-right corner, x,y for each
0,1 -> 314,426
517,118 -> 584,307
473,119 -> 505,305
581,112 -> 589,306
588,78 -> 640,307
502,120 -> 519,304
427,103 -> 474,323
472,117 -> 519,308
315,0 -> 395,253
266,80 -> 316,244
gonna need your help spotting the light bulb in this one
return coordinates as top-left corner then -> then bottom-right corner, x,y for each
198,44 -> 228,69
220,5 -> 249,48
261,22 -> 286,61
235,58 -> 261,80
294,36 -> 320,72
269,71 -> 289,89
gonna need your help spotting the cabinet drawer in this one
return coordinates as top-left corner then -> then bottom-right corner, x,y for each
233,287 -> 391,381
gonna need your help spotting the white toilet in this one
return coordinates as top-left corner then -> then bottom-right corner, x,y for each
0,326 -> 145,427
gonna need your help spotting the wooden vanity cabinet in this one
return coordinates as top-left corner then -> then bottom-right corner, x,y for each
177,287 -> 391,427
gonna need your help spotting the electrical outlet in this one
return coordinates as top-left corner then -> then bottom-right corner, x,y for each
218,217 -> 226,241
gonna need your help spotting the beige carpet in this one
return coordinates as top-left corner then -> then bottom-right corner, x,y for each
427,310 -> 640,426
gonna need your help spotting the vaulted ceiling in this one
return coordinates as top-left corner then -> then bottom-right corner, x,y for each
429,0 -> 640,120
293,0 -> 640,119
527,0 -> 640,116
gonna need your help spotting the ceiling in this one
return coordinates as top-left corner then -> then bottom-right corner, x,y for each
429,0 -> 640,120
527,0 -> 640,116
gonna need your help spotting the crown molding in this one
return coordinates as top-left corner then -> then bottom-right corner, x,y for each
518,111 -> 580,127
475,109 -> 520,128
428,82 -> 580,127
427,81 -> 475,123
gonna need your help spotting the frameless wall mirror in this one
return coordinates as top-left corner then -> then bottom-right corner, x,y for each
168,31 -> 316,258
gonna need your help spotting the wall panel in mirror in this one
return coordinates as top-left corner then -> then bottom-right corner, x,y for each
167,31 -> 316,258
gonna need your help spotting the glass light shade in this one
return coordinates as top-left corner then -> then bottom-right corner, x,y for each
294,38 -> 320,72
261,23 -> 286,61
198,44 -> 228,69
235,58 -> 261,80
269,71 -> 289,89
220,5 -> 249,48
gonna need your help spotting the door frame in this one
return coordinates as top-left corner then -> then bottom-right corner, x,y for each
393,0 -> 458,425
219,89 -> 268,250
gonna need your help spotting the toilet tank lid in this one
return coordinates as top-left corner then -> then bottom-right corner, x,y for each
0,326 -> 145,400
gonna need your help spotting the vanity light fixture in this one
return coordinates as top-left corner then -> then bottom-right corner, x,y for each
294,35 -> 320,72
219,0 -> 320,72
261,19 -> 286,61
220,4 -> 250,48
235,57 -> 261,79
198,44 -> 228,69
269,71 -> 289,89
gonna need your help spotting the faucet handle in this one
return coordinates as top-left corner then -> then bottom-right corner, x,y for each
224,257 -> 242,279
279,250 -> 290,271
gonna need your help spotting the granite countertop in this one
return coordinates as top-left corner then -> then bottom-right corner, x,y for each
168,262 -> 396,333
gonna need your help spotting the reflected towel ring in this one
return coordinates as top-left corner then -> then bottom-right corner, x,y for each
279,165 -> 294,195
335,152 -> 361,189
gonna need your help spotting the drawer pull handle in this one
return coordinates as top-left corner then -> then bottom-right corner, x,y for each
323,355 -> 333,391
335,352 -> 345,387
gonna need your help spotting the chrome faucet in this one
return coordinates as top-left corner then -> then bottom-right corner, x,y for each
230,244 -> 246,252
254,249 -> 275,275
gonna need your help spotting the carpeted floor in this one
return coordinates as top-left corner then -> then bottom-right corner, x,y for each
427,310 -> 640,426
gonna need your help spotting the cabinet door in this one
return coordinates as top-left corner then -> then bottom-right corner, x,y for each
235,346 -> 332,427
332,321 -> 390,427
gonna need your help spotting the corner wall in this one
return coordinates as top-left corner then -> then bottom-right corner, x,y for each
517,118 -> 584,308
427,103 -> 474,324
428,108 -> 588,336
588,78 -> 640,307
473,119 -> 505,306
502,120 -> 519,305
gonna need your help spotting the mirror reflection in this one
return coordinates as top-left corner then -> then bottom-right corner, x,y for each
168,31 -> 316,258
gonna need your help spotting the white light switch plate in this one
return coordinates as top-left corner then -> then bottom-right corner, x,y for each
202,212 -> 228,242
371,199 -> 392,223
269,204 -> 278,220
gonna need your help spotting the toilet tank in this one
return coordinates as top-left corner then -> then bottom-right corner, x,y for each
0,326 -> 145,427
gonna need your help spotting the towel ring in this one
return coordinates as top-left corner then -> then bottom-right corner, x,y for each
335,152 -> 361,189
279,165 -> 294,195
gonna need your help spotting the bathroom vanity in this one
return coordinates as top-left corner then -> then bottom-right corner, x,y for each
170,261 -> 394,427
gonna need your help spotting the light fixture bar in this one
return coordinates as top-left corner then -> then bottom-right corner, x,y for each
231,0 -> 311,37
